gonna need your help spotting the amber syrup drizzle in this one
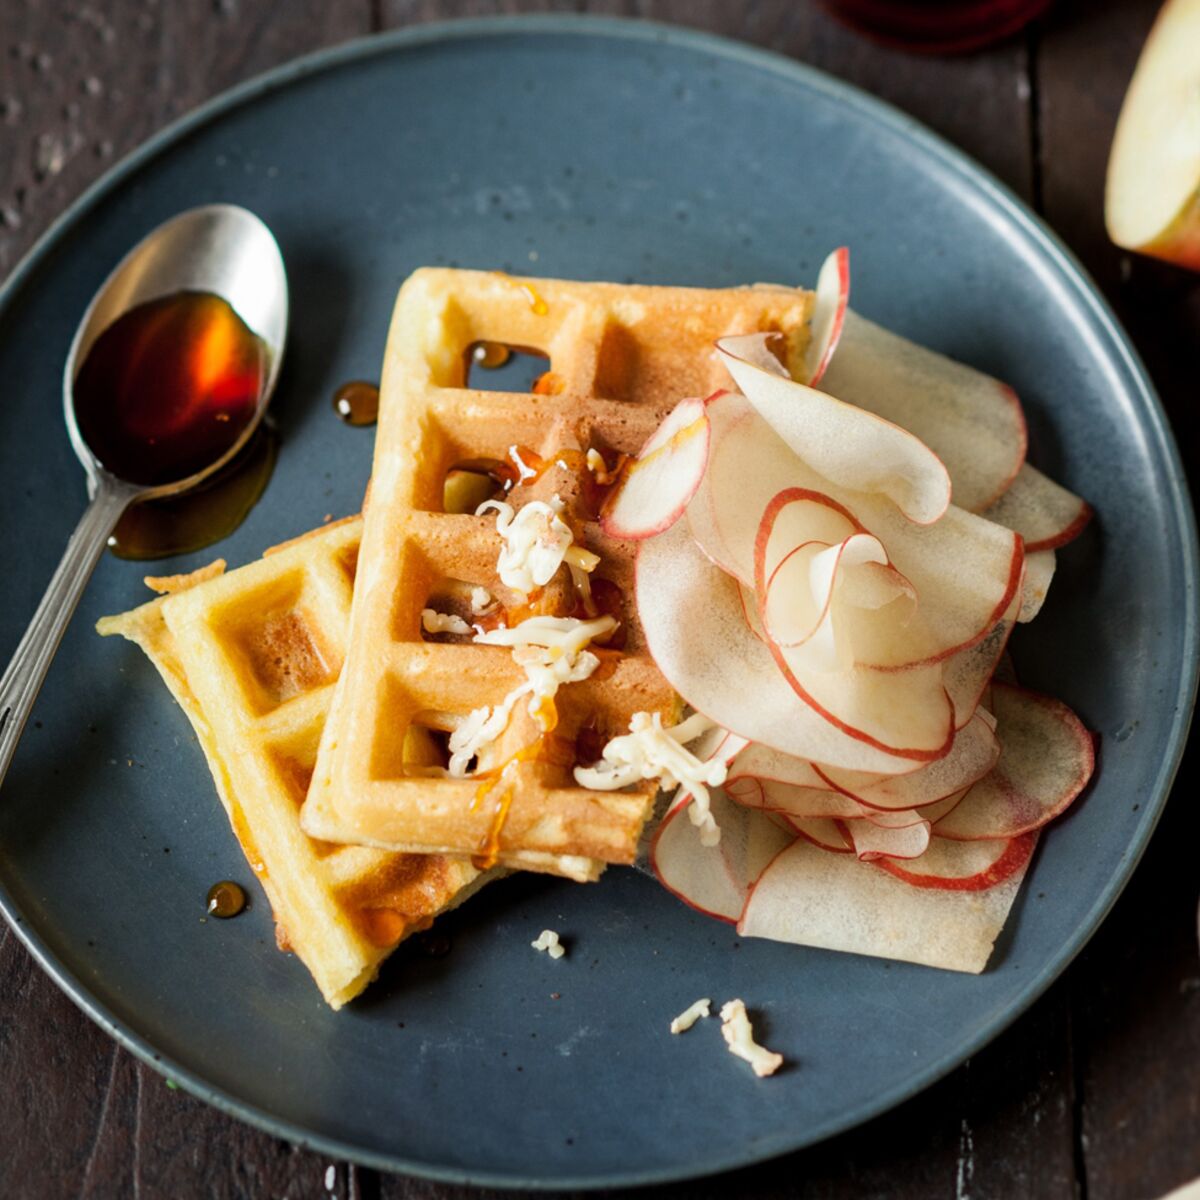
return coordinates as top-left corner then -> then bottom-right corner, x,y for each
108,423 -> 278,560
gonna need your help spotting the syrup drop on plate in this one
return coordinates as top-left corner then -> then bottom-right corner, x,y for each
332,380 -> 379,426
206,880 -> 247,918
107,423 -> 278,560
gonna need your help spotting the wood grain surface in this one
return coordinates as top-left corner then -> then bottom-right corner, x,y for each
2,1 -> 1197,1196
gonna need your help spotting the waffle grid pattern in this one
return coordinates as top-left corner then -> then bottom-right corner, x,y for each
99,518 -> 491,1009
303,269 -> 813,879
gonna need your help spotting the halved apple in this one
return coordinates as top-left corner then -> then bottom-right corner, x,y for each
1105,0 -> 1200,270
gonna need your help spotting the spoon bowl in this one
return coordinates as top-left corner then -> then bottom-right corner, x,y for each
0,204 -> 288,789
66,203 -> 288,498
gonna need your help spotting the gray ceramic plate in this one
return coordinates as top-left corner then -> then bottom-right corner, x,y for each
0,16 -> 1194,1190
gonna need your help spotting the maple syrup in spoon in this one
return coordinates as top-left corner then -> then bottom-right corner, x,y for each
0,204 -> 288,792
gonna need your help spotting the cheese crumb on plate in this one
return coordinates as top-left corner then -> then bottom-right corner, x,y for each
670,998 -> 712,1034
719,999 -> 783,1077
532,929 -> 566,959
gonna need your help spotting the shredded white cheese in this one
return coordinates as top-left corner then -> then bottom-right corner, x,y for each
446,616 -> 616,776
719,1000 -> 783,1078
508,444 -> 537,483
531,929 -> 565,959
586,447 -> 605,473
670,998 -> 712,1034
574,712 -> 727,846
469,586 -> 496,615
420,608 -> 473,636
474,614 -> 616,657
478,496 -> 578,595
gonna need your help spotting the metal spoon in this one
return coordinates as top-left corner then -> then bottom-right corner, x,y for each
0,204 -> 288,789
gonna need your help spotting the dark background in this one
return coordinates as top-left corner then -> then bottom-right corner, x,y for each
2,1 -> 1197,1197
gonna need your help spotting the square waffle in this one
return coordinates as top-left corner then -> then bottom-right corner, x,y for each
98,517 -> 495,1009
302,269 -> 814,881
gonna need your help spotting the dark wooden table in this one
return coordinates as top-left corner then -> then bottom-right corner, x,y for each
2,1 -> 1197,1196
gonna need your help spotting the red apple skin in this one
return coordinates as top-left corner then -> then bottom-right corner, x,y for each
872,831 -> 1037,892
599,395 -> 712,540
808,246 -> 850,387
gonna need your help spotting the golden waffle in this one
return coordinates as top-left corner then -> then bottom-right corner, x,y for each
97,518 -> 495,1009
302,269 -> 814,880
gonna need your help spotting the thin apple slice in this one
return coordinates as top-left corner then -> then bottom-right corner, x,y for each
981,463 -> 1092,552
806,247 -> 850,385
873,832 -> 1037,891
817,709 -> 999,810
732,776 -> 865,821
719,334 -> 952,526
736,578 -> 768,642
818,310 -> 1027,513
934,682 -> 1094,840
727,742 -> 832,791
1020,550 -> 1055,623
637,517 -> 947,773
940,585 -> 1021,726
688,394 -> 1024,661
783,815 -> 854,852
600,395 -> 710,539
737,833 -> 1036,972
1105,0 -> 1200,270
650,789 -> 791,924
839,815 -> 931,861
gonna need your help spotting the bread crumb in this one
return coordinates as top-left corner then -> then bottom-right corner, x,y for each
143,559 -> 225,595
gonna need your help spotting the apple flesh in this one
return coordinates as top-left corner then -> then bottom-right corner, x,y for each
1105,0 -> 1200,270
599,394 -> 710,539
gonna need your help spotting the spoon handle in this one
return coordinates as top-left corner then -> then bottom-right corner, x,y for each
0,480 -> 134,791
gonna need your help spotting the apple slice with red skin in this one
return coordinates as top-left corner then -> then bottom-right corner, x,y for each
1019,549 -> 1056,623
687,393 -> 1024,662
837,816 -> 931,861
599,394 -> 710,539
873,831 -> 1037,891
755,488 -> 920,667
818,310 -> 1028,514
816,709 -> 999,811
726,741 -> 833,792
933,682 -> 1095,840
737,833 -> 1036,972
718,334 -> 952,526
981,462 -> 1093,552
650,787 -> 791,925
637,517 -> 949,772
782,815 -> 854,852
730,776 -> 866,821
749,488 -> 958,757
806,247 -> 851,386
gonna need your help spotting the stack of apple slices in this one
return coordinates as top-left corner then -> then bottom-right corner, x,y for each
602,250 -> 1094,973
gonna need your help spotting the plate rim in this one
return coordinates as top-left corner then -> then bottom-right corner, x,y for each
0,13 -> 1196,1190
